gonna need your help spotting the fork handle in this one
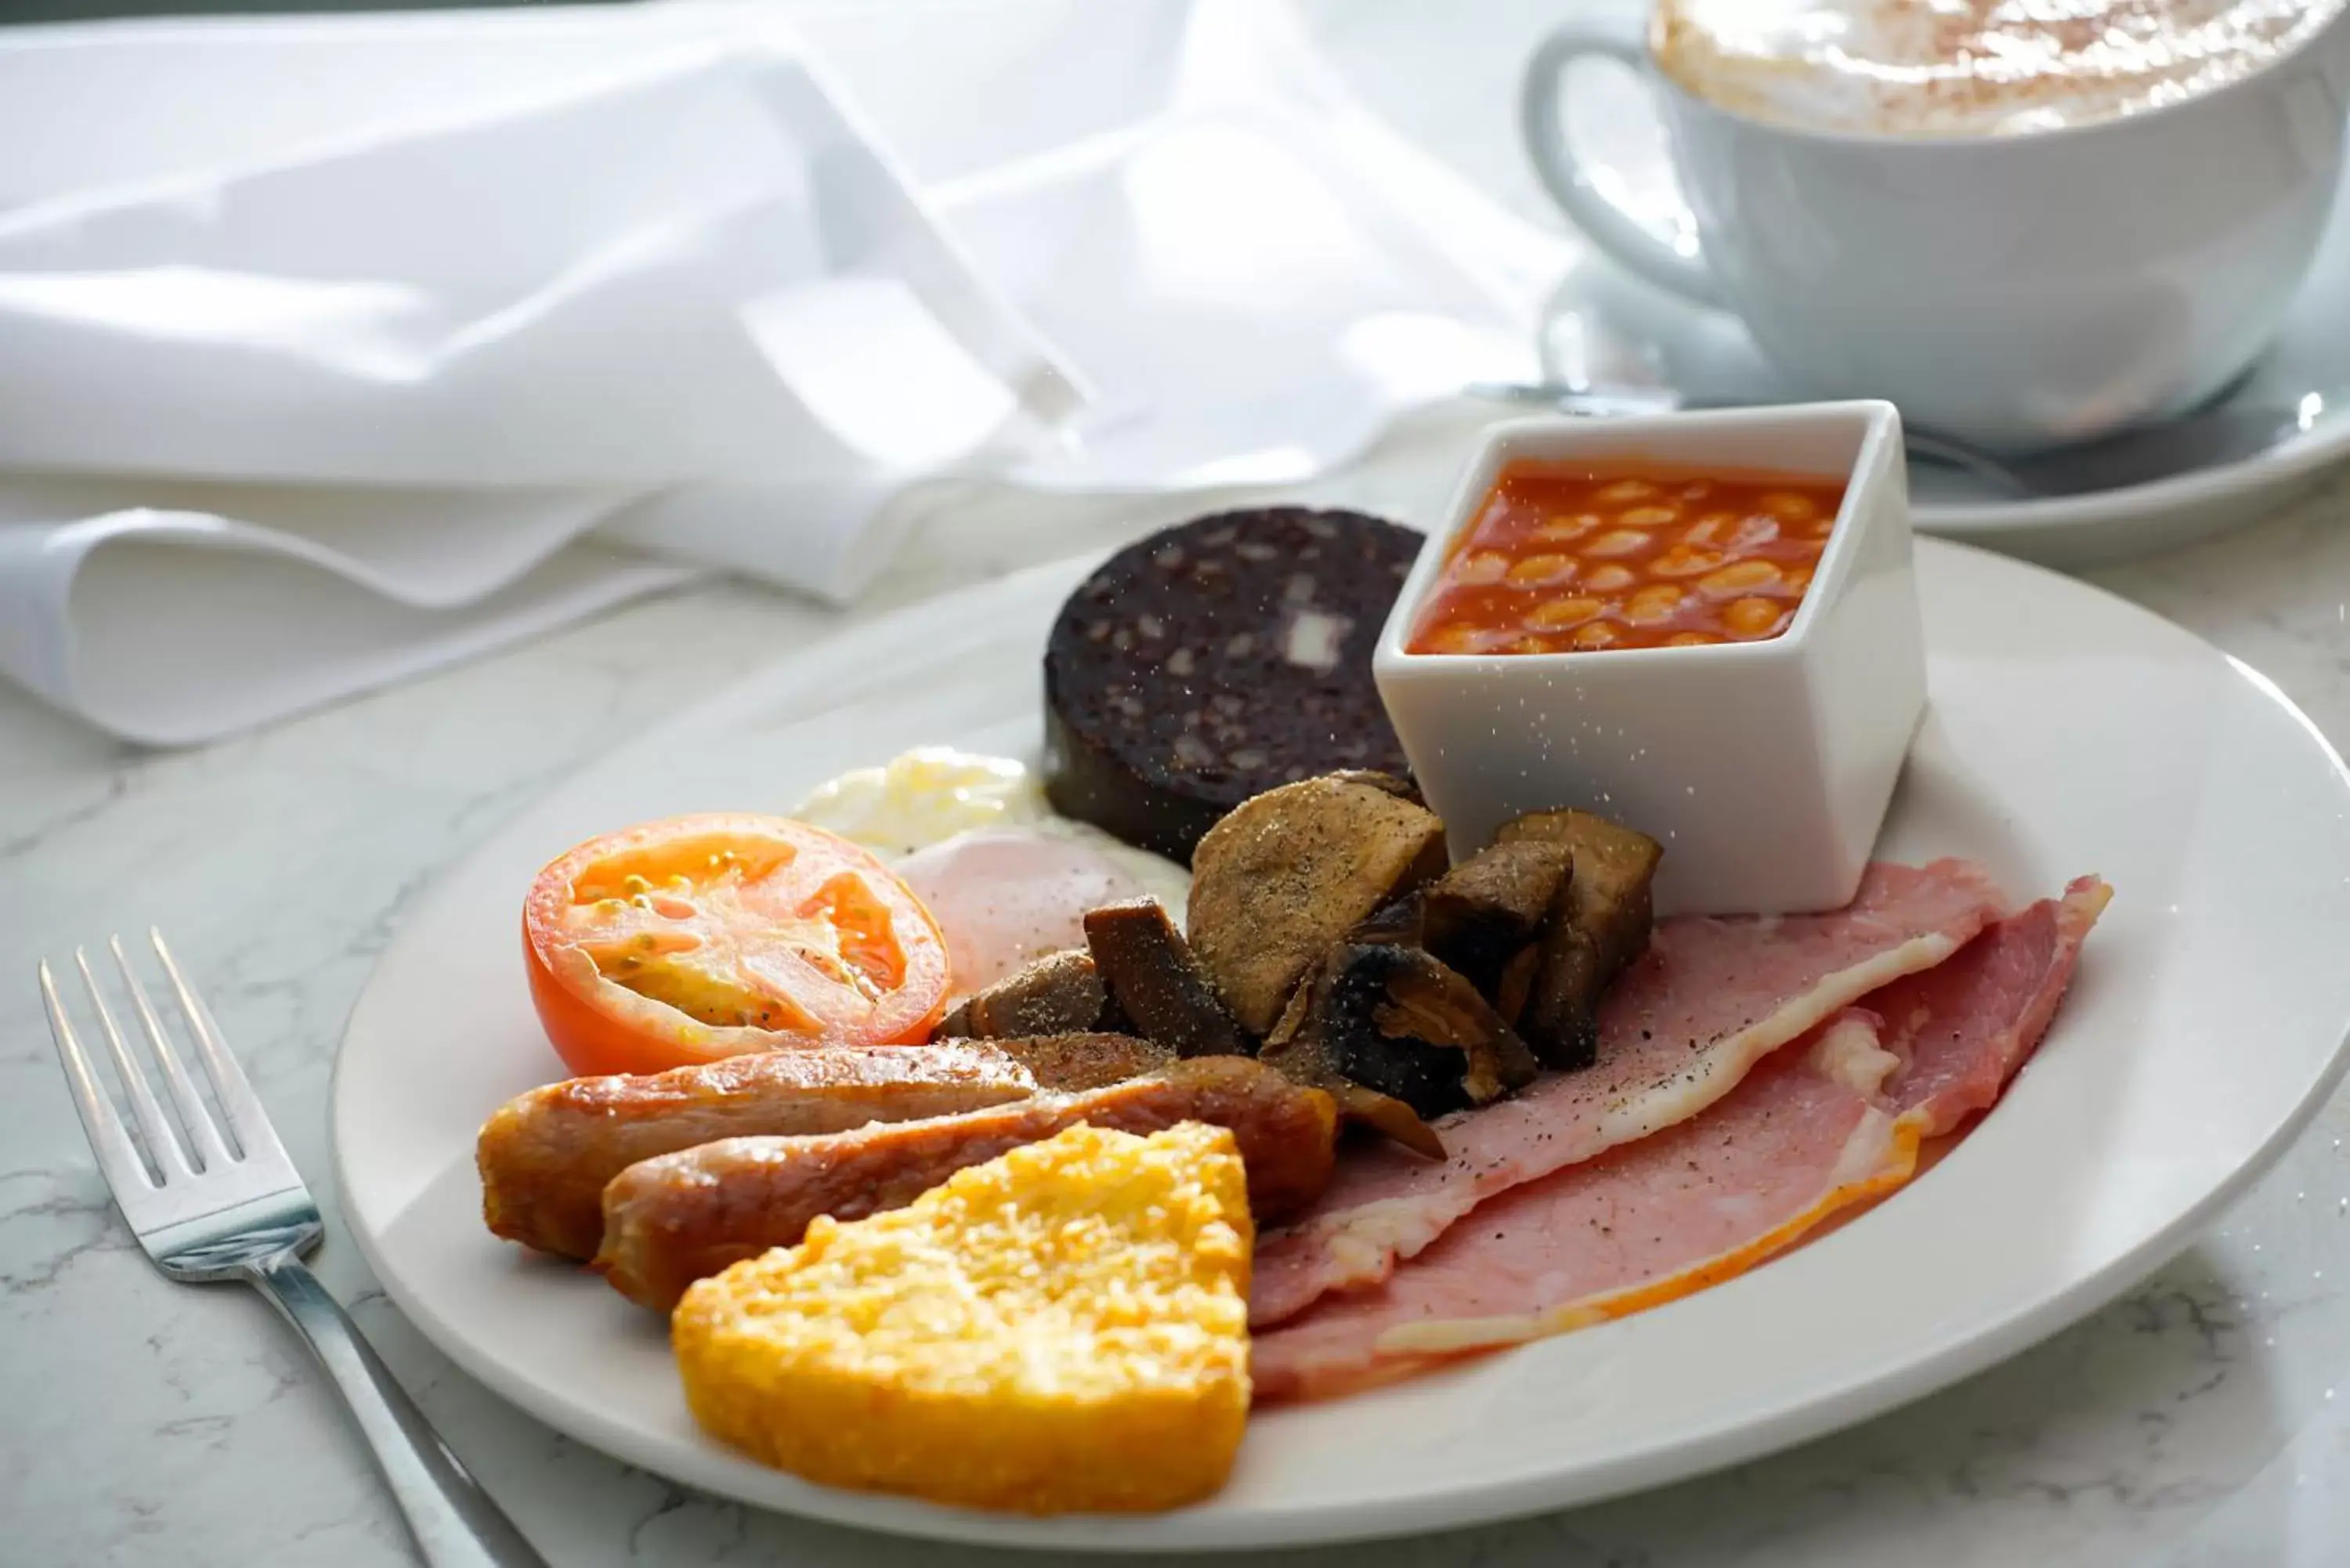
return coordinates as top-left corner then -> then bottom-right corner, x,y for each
244,1255 -> 552,1568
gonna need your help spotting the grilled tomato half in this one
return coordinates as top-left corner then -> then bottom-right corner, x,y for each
523,814 -> 950,1077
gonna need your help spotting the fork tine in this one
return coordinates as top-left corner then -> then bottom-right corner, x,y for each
110,934 -> 236,1169
40,961 -> 163,1200
149,929 -> 290,1169
74,947 -> 193,1180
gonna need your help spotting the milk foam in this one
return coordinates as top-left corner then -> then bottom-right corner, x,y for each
1654,0 -> 2345,137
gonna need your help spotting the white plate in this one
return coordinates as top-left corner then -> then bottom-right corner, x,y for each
333,539 -> 2350,1552
1546,85 -> 2350,570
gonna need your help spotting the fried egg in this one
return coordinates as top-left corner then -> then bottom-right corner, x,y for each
793,748 -> 1044,858
795,749 -> 1192,999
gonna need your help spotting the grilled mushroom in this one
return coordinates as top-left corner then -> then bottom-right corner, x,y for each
938,948 -> 1115,1040
1260,974 -> 1445,1158
1322,769 -> 1425,803
1082,901 -> 1252,1059
1494,810 -> 1664,1068
1348,894 -> 1426,948
1419,840 -> 1573,1011
1187,774 -> 1448,1035
1312,943 -> 1540,1117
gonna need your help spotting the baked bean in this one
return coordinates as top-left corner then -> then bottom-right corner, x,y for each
1408,461 -> 1842,655
1724,597 -> 1788,638
1651,544 -> 1726,578
1697,559 -> 1779,598
1583,529 -> 1652,558
1683,514 -> 1734,546
1535,512 -> 1601,542
1626,583 -> 1685,624
1528,596 -> 1604,629
1459,551 -> 1509,584
1507,553 -> 1576,586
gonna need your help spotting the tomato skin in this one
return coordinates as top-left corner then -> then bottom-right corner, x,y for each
521,914 -> 687,1078
522,814 -> 949,1079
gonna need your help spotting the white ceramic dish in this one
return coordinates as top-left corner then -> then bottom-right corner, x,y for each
1537,79 -> 2350,568
334,539 -> 2350,1552
1376,403 -> 1922,915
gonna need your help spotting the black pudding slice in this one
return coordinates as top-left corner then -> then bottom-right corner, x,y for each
1043,507 -> 1424,864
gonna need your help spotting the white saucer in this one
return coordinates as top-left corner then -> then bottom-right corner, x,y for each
1546,89 -> 2350,570
332,540 -> 2350,1551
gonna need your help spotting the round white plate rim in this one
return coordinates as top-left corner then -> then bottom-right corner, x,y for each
333,538 -> 2350,1552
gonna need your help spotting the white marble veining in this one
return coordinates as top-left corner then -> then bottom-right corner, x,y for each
6,4 -> 2350,1564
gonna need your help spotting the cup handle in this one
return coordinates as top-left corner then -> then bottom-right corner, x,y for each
1520,18 -> 1721,306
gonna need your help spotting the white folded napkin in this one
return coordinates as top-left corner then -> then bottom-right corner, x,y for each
0,0 -> 1569,745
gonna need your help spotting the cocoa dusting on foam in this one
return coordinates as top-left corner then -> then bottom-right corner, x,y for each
1654,0 -> 2345,138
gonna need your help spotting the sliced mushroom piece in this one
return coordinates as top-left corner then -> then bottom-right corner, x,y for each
1494,810 -> 1665,1069
1492,946 -> 1545,1031
1082,900 -> 1253,1059
1324,769 -> 1426,804
1187,774 -> 1448,1035
936,948 -> 1113,1040
1325,1080 -> 1448,1161
968,1031 -> 1176,1093
1260,976 -> 1444,1159
1316,943 -> 1541,1118
1517,932 -> 1603,1070
1420,840 -> 1573,1006
1348,893 -> 1426,948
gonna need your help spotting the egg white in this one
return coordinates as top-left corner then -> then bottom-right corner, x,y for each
794,747 -> 1193,915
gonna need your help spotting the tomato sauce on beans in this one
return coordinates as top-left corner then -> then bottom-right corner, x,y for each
1406,463 -> 1845,655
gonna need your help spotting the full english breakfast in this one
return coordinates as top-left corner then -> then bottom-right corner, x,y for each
473,482 -> 2106,1514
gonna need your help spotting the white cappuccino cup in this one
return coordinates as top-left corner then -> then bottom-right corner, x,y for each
1522,2 -> 2350,450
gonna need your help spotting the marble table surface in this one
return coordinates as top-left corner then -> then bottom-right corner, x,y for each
9,5 -> 2350,1565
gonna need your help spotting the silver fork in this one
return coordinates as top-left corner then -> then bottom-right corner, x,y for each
41,930 -> 549,1568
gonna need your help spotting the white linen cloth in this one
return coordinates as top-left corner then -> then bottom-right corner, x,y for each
0,0 -> 1567,744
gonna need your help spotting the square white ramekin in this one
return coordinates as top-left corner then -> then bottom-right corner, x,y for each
1373,402 -> 1923,916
